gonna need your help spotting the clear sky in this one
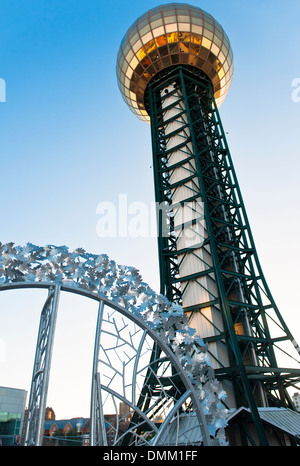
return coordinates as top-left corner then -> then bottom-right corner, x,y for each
0,0 -> 299,420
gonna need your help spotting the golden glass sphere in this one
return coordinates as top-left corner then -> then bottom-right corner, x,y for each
117,3 -> 233,123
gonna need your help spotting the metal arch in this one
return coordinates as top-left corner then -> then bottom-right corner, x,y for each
0,281 -> 212,446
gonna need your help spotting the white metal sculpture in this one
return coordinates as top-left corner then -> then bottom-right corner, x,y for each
0,242 -> 227,445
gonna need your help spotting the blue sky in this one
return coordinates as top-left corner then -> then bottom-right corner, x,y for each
0,0 -> 299,420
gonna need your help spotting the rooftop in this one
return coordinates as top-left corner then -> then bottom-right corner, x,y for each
227,407 -> 300,438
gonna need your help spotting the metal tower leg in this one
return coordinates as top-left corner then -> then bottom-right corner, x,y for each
24,285 -> 60,446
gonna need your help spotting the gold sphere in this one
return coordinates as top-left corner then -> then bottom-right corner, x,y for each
117,3 -> 233,123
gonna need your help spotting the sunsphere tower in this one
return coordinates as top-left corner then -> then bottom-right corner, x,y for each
117,3 -> 300,445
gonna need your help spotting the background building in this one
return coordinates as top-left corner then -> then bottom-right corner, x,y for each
0,386 -> 27,446
43,417 -> 90,446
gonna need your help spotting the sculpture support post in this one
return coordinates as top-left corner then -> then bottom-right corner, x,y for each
90,300 -> 107,446
24,284 -> 60,446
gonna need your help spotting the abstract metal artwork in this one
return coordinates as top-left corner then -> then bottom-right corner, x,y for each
0,242 -> 227,445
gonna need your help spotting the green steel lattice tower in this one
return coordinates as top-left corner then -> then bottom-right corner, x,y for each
116,3 -> 300,445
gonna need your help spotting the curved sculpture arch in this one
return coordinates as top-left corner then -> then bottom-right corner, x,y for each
0,243 -> 227,446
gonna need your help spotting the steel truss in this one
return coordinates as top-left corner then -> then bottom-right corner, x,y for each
147,65 -> 300,445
